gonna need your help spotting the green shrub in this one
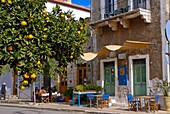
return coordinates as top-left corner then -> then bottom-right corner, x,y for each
64,87 -> 73,98
75,85 -> 84,92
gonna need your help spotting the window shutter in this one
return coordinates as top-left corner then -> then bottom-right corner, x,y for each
105,0 -> 109,14
133,0 -> 138,9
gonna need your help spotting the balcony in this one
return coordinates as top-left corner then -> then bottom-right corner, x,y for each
90,1 -> 151,34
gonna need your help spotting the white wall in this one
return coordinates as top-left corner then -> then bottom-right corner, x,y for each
46,2 -> 90,20
0,70 -> 13,96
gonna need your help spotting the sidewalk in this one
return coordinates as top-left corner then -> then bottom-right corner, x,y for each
0,99 -> 169,114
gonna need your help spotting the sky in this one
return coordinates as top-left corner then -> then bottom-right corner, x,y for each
72,0 -> 91,8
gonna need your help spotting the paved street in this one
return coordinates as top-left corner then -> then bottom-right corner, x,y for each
0,106 -> 86,114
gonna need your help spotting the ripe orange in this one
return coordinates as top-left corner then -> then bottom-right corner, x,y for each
28,34 -> 33,39
77,31 -> 81,35
21,21 -> 27,26
70,55 -> 73,59
36,60 -> 41,65
43,35 -> 47,39
20,86 -> 25,90
43,28 -> 48,31
29,14 -> 34,19
7,0 -> 12,5
7,46 -> 13,51
80,27 -> 83,30
61,14 -> 65,18
30,73 -> 36,79
45,17 -> 50,20
82,40 -> 85,43
23,80 -> 28,85
42,10 -> 47,14
1,0 -> 5,3
24,74 -> 29,79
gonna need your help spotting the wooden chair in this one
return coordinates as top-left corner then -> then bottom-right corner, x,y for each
146,95 -> 159,112
98,94 -> 109,109
127,94 -> 139,111
87,93 -> 95,107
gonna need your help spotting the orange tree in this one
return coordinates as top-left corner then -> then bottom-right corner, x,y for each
0,0 -> 88,89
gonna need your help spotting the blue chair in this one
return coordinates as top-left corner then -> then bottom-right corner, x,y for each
127,94 -> 138,111
87,94 -> 95,107
99,94 -> 109,109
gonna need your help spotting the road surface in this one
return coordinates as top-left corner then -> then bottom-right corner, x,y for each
0,106 -> 86,114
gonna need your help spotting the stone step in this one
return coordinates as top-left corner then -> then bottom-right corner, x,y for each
6,95 -> 19,100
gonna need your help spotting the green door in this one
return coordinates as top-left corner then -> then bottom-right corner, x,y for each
133,59 -> 146,96
104,62 -> 115,96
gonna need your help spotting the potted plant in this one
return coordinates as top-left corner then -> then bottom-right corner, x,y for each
75,85 -> 84,92
64,87 -> 73,102
157,80 -> 170,111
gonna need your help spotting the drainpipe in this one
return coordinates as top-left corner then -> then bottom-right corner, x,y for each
90,0 -> 93,84
90,35 -> 93,84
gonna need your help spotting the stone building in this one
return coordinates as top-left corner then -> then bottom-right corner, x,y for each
82,0 -> 170,106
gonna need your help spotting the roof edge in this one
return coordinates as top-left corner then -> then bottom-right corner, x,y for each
47,0 -> 90,12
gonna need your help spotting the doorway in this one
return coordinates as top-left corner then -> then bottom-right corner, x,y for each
133,59 -> 146,96
77,66 -> 86,85
100,58 -> 118,97
129,54 -> 150,95
104,62 -> 115,96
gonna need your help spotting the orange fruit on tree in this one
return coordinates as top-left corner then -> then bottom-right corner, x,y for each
45,17 -> 50,20
23,80 -> 28,85
7,0 -> 12,5
42,10 -> 47,14
43,35 -> 47,39
30,73 -> 36,79
1,0 -> 6,3
29,14 -> 34,19
7,46 -> 13,51
36,60 -> 41,65
24,74 -> 29,79
77,31 -> 81,35
61,14 -> 65,18
28,34 -> 34,39
43,28 -> 48,31
20,86 -> 25,90
70,55 -> 73,59
80,27 -> 84,30
82,40 -> 85,43
21,21 -> 27,26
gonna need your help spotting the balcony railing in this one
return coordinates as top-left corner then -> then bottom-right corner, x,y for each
104,1 -> 147,19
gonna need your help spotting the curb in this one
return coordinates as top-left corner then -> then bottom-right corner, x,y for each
0,103 -> 120,114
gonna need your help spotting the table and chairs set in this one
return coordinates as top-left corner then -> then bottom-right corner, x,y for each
72,91 -> 110,109
127,93 -> 159,113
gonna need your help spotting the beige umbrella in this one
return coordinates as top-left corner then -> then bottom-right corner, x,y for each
81,40 -> 152,61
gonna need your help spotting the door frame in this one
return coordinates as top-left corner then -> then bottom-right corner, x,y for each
129,54 -> 150,95
77,67 -> 86,85
100,58 -> 118,97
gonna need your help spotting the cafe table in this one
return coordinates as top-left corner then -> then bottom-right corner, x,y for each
72,91 -> 100,106
135,95 -> 155,113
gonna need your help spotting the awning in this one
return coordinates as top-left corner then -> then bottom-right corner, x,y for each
81,40 -> 152,61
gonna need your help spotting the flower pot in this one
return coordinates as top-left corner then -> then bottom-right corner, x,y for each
164,97 -> 170,111
64,96 -> 70,102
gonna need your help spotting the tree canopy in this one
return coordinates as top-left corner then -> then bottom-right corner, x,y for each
0,0 -> 89,89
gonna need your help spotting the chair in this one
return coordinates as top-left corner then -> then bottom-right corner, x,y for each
127,94 -> 139,111
98,94 -> 109,109
146,95 -> 159,112
87,94 -> 95,107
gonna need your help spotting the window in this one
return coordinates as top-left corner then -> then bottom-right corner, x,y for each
105,0 -> 114,14
133,0 -> 146,9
